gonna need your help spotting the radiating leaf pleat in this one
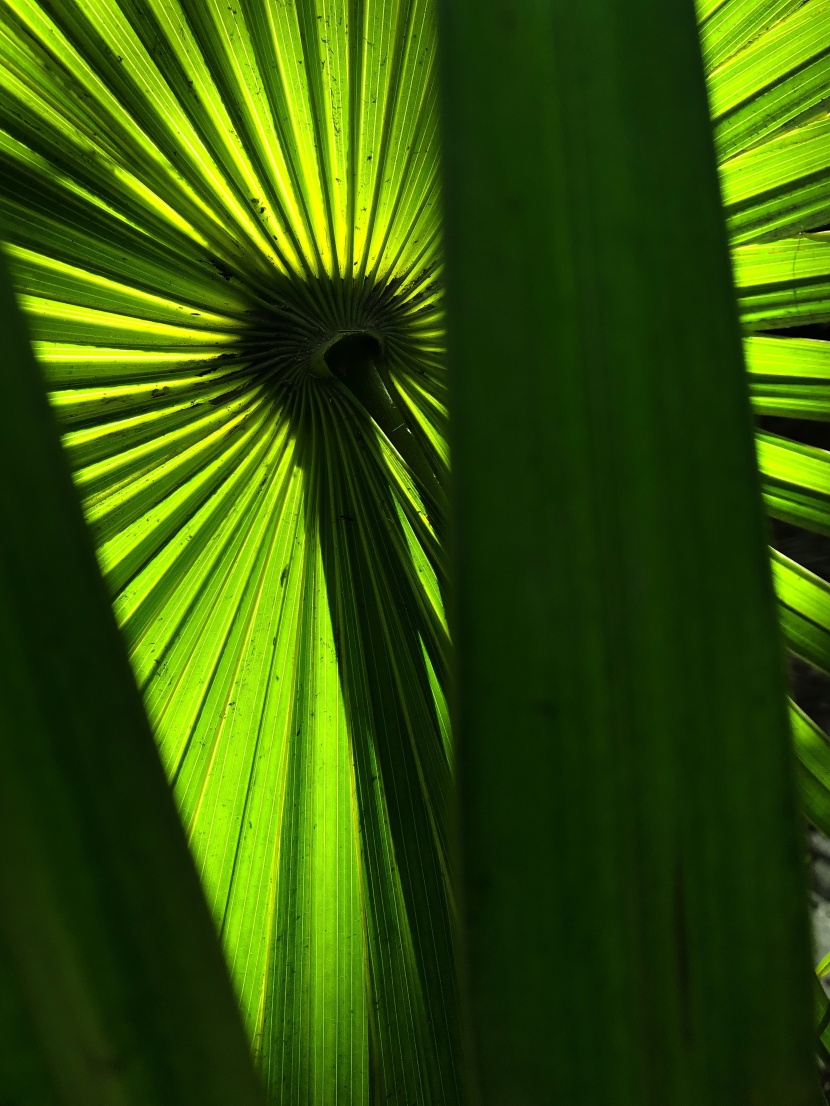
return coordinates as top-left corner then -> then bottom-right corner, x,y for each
758,432 -> 830,536
791,703 -> 830,839
722,115 -> 830,244
773,550 -> 830,673
707,0 -> 830,161
698,0 -> 807,71
733,234 -> 830,329
745,336 -> 830,419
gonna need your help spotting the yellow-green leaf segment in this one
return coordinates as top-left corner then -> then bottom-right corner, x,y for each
0,0 -> 829,1100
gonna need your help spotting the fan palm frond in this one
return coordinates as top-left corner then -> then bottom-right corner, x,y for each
2,0 -> 830,1100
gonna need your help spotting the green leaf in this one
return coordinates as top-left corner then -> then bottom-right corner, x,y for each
0,1 -> 459,1101
733,234 -> 830,330
758,432 -> 830,535
791,703 -> 830,839
0,237 -> 264,1104
4,0 -> 830,1101
437,0 -> 818,1103
722,114 -> 830,245
707,0 -> 830,160
772,550 -> 830,674
698,0 -> 808,70
745,336 -> 830,419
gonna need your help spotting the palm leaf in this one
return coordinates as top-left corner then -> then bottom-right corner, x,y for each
1,0 -> 830,1100
0,1 -> 456,1102
440,0 -> 818,1101
0,245 -> 264,1105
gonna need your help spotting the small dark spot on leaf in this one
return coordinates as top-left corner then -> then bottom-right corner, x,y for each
209,259 -> 233,281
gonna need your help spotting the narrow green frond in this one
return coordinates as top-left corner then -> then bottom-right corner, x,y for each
0,238 -> 264,1106
438,1 -> 818,1104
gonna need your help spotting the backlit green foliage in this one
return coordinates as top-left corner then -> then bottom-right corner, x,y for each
1,0 -> 830,1100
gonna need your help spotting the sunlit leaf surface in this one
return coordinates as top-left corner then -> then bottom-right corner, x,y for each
2,0 -> 830,1098
701,0 -> 830,842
